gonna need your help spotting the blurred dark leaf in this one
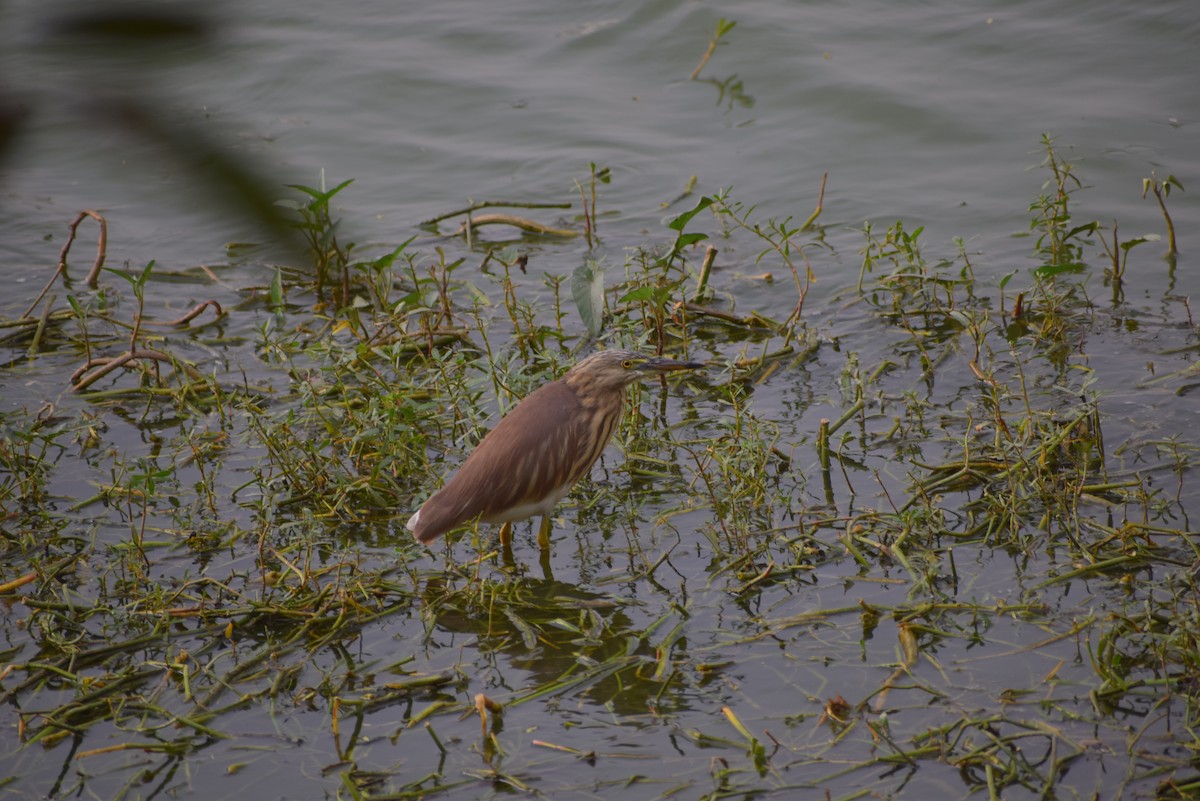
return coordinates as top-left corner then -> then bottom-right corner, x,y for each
2,5 -> 305,258
0,97 -> 31,169
48,8 -> 214,43
97,97 -> 304,256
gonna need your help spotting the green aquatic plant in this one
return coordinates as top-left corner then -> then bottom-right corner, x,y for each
1143,170 -> 1182,256
282,175 -> 356,306
2,142 -> 1199,800
689,18 -> 737,81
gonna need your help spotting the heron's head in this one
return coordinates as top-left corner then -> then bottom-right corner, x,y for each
565,349 -> 704,393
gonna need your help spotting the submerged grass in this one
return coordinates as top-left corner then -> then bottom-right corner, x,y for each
1,137 -> 1197,800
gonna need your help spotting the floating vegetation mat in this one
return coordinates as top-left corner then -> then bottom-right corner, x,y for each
1,141 -> 1197,800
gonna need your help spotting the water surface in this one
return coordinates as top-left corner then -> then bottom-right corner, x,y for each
1,1 -> 1198,799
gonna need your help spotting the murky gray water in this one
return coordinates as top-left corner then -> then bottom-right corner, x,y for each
2,1 -> 1198,799
4,1 -> 1196,277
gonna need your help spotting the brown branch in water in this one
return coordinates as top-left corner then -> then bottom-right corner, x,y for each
696,32 -> 720,80
455,213 -> 578,238
734,344 -> 795,370
690,42 -> 718,81
140,300 -> 225,327
423,200 -> 571,227
70,348 -> 177,391
1144,174 -> 1179,255
690,18 -> 736,81
800,172 -> 828,232
672,301 -> 778,329
20,270 -> 62,322
0,571 -> 38,594
20,210 -> 108,320
78,211 -> 109,288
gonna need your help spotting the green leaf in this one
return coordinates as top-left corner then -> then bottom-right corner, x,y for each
618,286 -> 657,304
1119,234 -> 1160,252
138,259 -> 156,287
662,196 -> 716,267
947,310 -> 975,329
286,178 -> 354,204
668,196 -> 714,231
1065,222 -> 1099,239
269,266 -> 284,310
572,259 -> 606,337
462,280 -> 492,307
103,266 -> 136,286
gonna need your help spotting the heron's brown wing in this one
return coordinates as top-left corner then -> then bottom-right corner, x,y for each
411,379 -> 585,542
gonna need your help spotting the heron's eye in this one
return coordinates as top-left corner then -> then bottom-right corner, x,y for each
622,359 -> 635,369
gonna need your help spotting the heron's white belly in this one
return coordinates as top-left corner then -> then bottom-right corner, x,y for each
482,484 -> 572,524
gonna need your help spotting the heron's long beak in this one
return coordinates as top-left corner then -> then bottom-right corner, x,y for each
638,357 -> 706,373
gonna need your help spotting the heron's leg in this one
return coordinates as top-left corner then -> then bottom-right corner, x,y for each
501,539 -> 517,571
499,521 -> 513,546
537,516 -> 552,550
